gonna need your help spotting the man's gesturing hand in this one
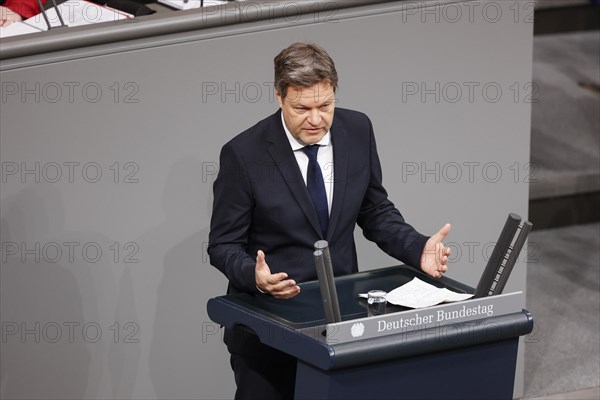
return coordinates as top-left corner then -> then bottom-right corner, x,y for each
255,250 -> 301,299
420,223 -> 452,278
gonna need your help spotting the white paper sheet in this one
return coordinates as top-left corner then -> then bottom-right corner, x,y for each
360,277 -> 474,309
24,0 -> 130,31
156,0 -> 227,11
0,22 -> 42,38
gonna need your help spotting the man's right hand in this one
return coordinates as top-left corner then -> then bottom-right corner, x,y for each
255,250 -> 301,299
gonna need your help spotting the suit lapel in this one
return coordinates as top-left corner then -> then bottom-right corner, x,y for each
266,111 -> 324,238
327,116 -> 348,241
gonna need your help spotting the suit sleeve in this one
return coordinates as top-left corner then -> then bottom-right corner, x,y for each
357,118 -> 429,268
207,143 -> 259,293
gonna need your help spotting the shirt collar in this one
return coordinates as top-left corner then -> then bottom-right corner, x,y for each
281,111 -> 331,151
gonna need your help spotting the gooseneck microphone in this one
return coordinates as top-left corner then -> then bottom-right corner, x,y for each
314,240 -> 341,323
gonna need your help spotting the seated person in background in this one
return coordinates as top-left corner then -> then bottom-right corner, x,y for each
1,0 -> 47,26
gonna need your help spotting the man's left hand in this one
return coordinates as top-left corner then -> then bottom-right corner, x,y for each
420,223 -> 451,278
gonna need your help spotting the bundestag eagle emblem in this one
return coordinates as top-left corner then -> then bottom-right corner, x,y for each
350,322 -> 365,338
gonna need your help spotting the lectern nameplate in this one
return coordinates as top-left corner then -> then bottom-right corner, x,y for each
299,291 -> 524,344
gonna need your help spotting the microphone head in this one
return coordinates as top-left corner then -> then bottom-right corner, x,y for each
314,240 -> 329,251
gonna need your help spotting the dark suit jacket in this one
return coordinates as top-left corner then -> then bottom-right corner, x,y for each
208,108 -> 429,296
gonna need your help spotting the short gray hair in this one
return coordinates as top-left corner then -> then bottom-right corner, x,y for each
274,42 -> 338,100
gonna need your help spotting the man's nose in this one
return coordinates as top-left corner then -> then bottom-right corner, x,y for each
308,109 -> 321,125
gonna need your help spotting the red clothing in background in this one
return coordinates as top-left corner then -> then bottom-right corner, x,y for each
2,0 -> 48,19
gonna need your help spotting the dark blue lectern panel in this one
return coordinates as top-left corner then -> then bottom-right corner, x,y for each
207,266 -> 533,399
295,338 -> 518,400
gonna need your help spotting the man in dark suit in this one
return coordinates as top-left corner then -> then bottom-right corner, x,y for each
208,42 -> 451,400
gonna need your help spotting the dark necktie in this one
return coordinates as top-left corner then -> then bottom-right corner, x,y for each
302,145 -> 329,237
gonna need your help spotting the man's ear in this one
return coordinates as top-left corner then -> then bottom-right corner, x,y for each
275,90 -> 284,108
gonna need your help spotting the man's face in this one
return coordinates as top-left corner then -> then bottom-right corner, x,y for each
276,82 -> 335,145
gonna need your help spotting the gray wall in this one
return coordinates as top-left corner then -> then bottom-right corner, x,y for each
0,1 -> 534,398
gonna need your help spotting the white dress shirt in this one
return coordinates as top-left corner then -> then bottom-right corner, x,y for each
281,112 -> 334,215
